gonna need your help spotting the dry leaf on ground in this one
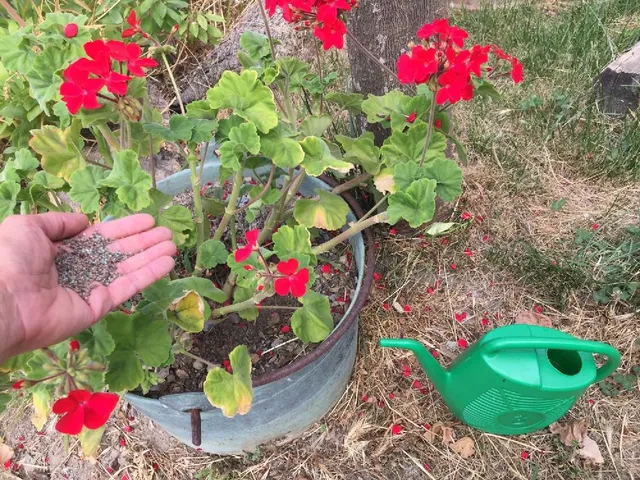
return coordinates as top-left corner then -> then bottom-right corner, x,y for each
0,442 -> 13,464
392,301 -> 405,314
424,422 -> 456,445
549,419 -> 604,465
451,436 -> 475,458
515,310 -> 553,328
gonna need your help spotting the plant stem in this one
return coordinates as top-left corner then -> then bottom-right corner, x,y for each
222,272 -> 237,301
229,216 -> 237,250
178,350 -> 219,369
312,212 -> 388,255
331,172 -> 372,195
85,158 -> 111,170
119,120 -> 125,149
212,169 -> 243,241
96,125 -> 119,160
419,95 -> 438,168
258,169 -> 300,244
198,141 -> 210,185
149,138 -> 156,189
257,0 -> 277,61
345,29 -> 402,87
0,0 -> 26,27
161,52 -> 185,115
211,291 -> 270,318
189,154 -> 206,274
126,121 -> 132,150
285,169 -> 305,203
233,165 -> 275,214
254,305 -> 297,310
361,194 -> 388,222
315,40 -> 324,114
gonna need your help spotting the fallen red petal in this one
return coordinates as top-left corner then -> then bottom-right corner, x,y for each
389,228 -> 397,236
455,312 -> 467,322
388,392 -> 395,399
533,305 -> 543,314
464,248 -> 473,257
280,325 -> 291,334
382,303 -> 390,311
411,380 -> 423,390
361,394 -> 369,402
373,272 -> 382,281
592,223 -> 600,230
430,349 -> 439,358
426,286 -> 434,294
320,263 -> 331,274
481,317 -> 489,326
521,451 -> 529,460
123,425 -> 133,433
403,305 -> 411,312
457,338 -> 469,349
391,424 -> 404,435
450,263 -> 457,270
460,212 -> 472,221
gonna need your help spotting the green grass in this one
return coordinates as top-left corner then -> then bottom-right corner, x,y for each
453,0 -> 640,178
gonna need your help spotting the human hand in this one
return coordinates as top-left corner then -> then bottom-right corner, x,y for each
0,213 -> 176,362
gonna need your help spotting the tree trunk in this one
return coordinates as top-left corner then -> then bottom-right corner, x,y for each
347,0 -> 447,143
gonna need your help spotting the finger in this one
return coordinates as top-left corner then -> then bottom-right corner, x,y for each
88,214 -> 156,239
108,227 -> 173,254
117,241 -> 177,274
32,213 -> 89,241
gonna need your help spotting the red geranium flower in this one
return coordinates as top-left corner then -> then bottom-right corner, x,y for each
122,10 -> 148,39
274,259 -> 309,297
69,339 -> 80,352
109,42 -> 159,77
235,229 -> 259,262
53,390 -> 119,435
314,17 -> 347,50
83,41 -> 132,95
60,61 -> 105,114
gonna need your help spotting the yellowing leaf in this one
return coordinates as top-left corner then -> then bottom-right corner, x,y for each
29,125 -> 85,181
203,345 -> 253,417
374,168 -> 396,194
168,290 -> 205,333
578,436 -> 604,465
79,426 -> 105,458
293,190 -> 350,231
451,436 -> 475,458
31,388 -> 51,431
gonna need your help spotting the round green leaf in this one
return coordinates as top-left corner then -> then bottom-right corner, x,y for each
219,122 -> 260,171
291,291 -> 333,343
335,132 -> 381,175
207,70 -> 277,134
361,90 -> 408,124
272,225 -> 315,264
168,291 -> 205,332
69,166 -> 108,213
422,157 -> 463,202
387,178 -> 437,228
294,190 -> 349,231
198,239 -> 228,268
380,122 -> 447,167
203,345 -> 253,417
259,123 -> 304,169
100,150 -> 152,211
300,136 -> 354,176
29,125 -> 86,181
0,181 -> 20,222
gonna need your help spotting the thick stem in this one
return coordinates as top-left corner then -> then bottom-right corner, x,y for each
119,120 -> 125,149
211,291 -> 271,318
419,95 -> 438,168
331,172 -> 372,195
126,121 -> 133,150
161,52 -> 185,115
212,169 -> 243,242
258,169 -> 301,244
96,125 -> 119,161
0,0 -> 26,27
315,40 -> 324,114
257,0 -> 277,61
312,212 -> 388,255
85,158 -> 111,170
189,154 -> 207,273
222,272 -> 237,301
178,350 -> 218,369
345,29 -> 404,87
149,138 -> 156,189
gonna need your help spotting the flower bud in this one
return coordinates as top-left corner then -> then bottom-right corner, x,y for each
64,23 -> 79,38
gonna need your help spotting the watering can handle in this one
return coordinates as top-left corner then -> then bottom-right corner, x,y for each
482,337 -> 621,382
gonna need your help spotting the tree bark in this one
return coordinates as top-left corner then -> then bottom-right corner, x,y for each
347,0 -> 447,143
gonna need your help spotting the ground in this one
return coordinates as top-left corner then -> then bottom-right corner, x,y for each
2,0 -> 640,479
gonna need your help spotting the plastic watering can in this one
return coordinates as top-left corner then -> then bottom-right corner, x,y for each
380,325 -> 620,435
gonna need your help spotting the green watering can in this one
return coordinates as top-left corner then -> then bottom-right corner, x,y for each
380,324 -> 620,435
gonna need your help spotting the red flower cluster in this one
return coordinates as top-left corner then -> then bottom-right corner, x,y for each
235,229 -> 260,262
53,389 -> 119,435
274,258 -> 309,297
60,40 -> 158,114
397,18 -> 523,105
265,0 -> 357,50
122,11 -> 149,39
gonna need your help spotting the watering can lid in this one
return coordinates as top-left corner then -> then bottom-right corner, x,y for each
479,325 -> 599,391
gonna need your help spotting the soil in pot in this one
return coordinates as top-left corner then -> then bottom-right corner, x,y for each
146,183 -> 359,397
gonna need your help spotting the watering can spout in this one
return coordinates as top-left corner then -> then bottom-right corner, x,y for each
379,338 -> 450,392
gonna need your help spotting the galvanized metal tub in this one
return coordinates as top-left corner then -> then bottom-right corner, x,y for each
125,153 -> 375,454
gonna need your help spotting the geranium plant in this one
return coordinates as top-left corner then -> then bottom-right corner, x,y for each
0,1 -> 522,447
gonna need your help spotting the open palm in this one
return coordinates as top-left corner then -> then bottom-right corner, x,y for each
0,213 -> 176,361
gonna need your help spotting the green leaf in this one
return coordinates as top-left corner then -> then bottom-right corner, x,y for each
373,167 -> 395,194
32,171 -> 66,190
335,132 -> 381,175
105,312 -> 171,391
426,222 -> 455,236
300,115 -> 332,137
300,136 -> 353,176
219,122 -> 260,171
552,198 -> 567,212
186,100 -> 217,120
26,47 -> 65,115
79,426 -> 106,458
387,178 -> 437,228
141,189 -> 195,247
361,90 -> 408,124
239,31 -> 271,59
233,286 -> 259,321
207,70 -> 277,133
203,345 -> 253,417
143,115 -> 193,142
0,181 -> 20,221
190,119 -> 218,144
0,162 -> 20,182
13,148 -> 39,171
29,125 -> 85,181
325,92 -> 363,114
0,352 -> 32,373
31,387 -> 51,431
169,277 -> 226,303
198,240 -> 228,269
69,166 -> 108,213
389,95 -> 430,130
0,30 -> 36,74
291,291 -> 333,343
272,225 -> 315,264
276,57 -> 308,87
168,291 -> 205,332
381,122 -> 447,167
422,157 -> 463,202
100,150 -> 152,211
294,190 -> 349,231
448,135 -> 468,166
75,320 -> 115,358
259,123 -> 304,169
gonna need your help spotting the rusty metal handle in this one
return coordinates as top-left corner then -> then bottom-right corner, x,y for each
190,409 -> 202,446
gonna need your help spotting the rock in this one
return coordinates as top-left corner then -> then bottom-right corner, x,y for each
175,3 -> 313,104
268,312 -> 281,326
156,367 -> 170,379
597,42 -> 640,117
250,353 -> 261,364
192,360 -> 205,370
166,374 -> 175,383
175,369 -> 189,380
